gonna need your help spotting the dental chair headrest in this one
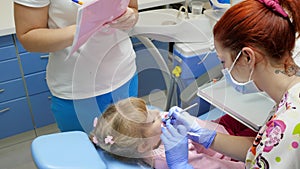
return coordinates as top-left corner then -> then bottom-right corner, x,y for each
31,131 -> 106,169
31,131 -> 151,169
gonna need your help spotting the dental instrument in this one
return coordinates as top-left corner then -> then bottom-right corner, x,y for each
164,103 -> 198,121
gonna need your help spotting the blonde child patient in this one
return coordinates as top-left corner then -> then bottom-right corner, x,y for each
90,97 -> 245,169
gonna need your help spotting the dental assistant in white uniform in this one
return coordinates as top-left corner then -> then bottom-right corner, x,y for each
14,0 -> 139,132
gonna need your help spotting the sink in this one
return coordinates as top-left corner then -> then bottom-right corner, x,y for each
130,9 -> 213,43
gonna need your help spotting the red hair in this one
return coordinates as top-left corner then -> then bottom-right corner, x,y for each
213,0 -> 300,61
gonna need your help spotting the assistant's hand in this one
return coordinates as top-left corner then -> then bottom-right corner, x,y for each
161,122 -> 194,169
108,7 -> 139,30
166,106 -> 217,149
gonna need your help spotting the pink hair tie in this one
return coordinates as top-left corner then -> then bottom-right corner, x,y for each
257,0 -> 288,18
92,136 -> 99,144
92,117 -> 99,145
93,117 -> 98,127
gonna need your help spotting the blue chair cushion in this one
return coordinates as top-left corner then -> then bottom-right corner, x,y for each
31,131 -> 106,169
31,131 -> 152,169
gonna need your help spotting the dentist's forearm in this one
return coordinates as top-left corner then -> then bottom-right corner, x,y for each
210,133 -> 254,161
17,25 -> 76,53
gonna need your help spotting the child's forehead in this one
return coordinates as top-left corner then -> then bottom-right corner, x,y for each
148,109 -> 160,115
148,109 -> 161,120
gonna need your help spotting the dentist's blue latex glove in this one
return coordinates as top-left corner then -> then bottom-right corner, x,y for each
161,122 -> 193,169
167,106 -> 217,149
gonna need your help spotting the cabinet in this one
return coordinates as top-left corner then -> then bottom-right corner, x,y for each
0,34 -> 55,139
131,37 -> 170,97
14,35 -> 56,129
0,35 -> 33,139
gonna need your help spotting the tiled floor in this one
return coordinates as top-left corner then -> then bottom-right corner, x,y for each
1,139 -> 37,169
0,124 -> 60,169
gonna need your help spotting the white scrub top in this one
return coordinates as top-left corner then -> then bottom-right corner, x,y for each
14,0 -> 136,99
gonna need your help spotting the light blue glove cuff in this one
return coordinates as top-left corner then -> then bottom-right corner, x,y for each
187,129 -> 217,149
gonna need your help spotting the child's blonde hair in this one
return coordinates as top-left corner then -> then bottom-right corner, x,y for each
91,97 -> 158,162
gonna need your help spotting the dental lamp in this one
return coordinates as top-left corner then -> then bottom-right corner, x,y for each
209,0 -> 231,10
203,0 -> 242,24
209,0 -> 243,10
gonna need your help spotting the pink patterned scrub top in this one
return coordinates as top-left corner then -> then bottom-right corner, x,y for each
245,82 -> 300,169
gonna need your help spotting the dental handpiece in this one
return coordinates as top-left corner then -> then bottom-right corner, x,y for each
164,103 -> 198,121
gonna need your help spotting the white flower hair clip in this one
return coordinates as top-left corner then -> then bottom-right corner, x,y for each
105,135 -> 114,145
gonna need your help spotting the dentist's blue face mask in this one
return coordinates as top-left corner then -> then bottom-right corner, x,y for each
221,51 -> 261,94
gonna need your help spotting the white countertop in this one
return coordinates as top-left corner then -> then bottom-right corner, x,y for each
138,0 -> 184,10
0,0 -> 184,37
